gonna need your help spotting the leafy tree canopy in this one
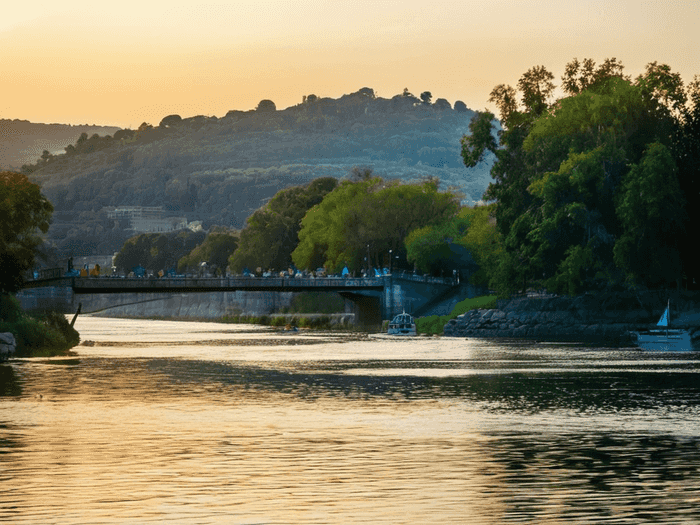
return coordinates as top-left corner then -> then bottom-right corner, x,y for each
461,57 -> 697,294
229,177 -> 338,273
405,204 -> 502,283
114,230 -> 205,274
178,227 -> 239,274
292,175 -> 460,273
0,171 -> 53,293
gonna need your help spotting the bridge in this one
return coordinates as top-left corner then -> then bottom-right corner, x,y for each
19,273 -> 472,327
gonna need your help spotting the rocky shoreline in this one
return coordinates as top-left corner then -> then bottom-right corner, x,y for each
443,292 -> 700,346
0,333 -> 16,361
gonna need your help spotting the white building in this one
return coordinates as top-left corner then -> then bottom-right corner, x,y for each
105,206 -> 188,233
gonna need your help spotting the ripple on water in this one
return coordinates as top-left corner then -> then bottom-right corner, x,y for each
1,317 -> 699,524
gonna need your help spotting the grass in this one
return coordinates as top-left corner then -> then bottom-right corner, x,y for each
416,295 -> 497,335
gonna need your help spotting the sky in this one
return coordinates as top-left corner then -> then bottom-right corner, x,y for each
2,0 -> 699,129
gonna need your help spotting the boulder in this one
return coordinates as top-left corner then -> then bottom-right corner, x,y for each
0,332 -> 16,361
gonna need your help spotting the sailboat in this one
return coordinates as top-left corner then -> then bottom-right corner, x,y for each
631,300 -> 693,351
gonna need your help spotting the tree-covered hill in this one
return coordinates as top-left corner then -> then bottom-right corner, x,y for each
0,120 -> 120,169
23,88 -> 494,259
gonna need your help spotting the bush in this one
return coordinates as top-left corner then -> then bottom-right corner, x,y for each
416,295 -> 497,335
0,294 -> 80,357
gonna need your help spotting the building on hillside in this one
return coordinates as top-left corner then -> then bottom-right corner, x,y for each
104,206 -> 188,233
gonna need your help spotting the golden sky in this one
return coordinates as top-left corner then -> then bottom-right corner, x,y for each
2,0 -> 699,129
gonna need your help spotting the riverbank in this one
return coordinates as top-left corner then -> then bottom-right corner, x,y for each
444,290 -> 700,346
0,294 -> 80,358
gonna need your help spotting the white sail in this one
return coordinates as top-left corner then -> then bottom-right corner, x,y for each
657,306 -> 669,327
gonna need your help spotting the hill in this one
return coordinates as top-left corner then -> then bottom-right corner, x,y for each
24,89 -> 495,260
0,120 -> 120,169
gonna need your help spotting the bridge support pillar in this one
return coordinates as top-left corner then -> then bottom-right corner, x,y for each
339,292 -> 382,329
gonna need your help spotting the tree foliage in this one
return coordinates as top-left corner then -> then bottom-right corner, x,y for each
114,230 -> 205,274
256,99 -> 277,112
0,171 -> 53,293
292,176 -> 460,273
178,227 -> 239,274
464,58 -> 697,294
228,177 -> 338,273
405,204 -> 502,283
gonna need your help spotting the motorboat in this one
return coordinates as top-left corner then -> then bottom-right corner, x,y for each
631,301 -> 693,351
387,312 -> 416,336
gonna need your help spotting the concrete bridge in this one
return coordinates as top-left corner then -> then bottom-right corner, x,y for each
19,274 -> 470,327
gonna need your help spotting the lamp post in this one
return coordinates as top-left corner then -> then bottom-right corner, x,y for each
389,249 -> 392,274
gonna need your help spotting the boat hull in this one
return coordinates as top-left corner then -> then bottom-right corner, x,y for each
631,329 -> 693,351
387,327 -> 417,336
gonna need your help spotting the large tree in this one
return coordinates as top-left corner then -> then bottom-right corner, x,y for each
0,171 -> 53,293
292,176 -> 460,273
229,177 -> 338,273
178,227 -> 239,275
462,58 -> 693,294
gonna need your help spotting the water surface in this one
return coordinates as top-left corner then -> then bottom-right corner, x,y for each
1,317 -> 699,523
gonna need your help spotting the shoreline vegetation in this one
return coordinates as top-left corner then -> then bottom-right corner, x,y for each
1,295 -> 80,358
415,295 -> 497,335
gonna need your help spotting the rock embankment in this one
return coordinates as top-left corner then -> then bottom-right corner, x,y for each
1,333 -> 16,361
443,293 -> 700,345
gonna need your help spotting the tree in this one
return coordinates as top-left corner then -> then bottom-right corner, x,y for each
454,100 -> 468,112
614,142 -> 685,287
292,176 -> 460,273
460,111 -> 497,168
159,114 -> 182,128
405,204 -> 502,282
420,91 -> 433,105
434,98 -> 451,110
178,227 -> 239,275
358,87 -> 375,98
470,58 -> 693,294
561,57 -> 626,96
256,99 -> 277,112
114,230 -> 205,274
488,84 -> 518,126
229,177 -> 338,273
40,150 -> 53,164
674,75 -> 700,287
518,65 -> 555,117
0,171 -> 53,293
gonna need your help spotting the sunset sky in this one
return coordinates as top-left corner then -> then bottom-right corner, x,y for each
3,0 -> 699,129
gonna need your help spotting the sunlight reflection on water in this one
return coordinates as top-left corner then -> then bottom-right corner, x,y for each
1,316 -> 699,524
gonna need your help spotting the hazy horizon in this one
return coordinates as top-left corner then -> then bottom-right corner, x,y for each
3,0 -> 699,129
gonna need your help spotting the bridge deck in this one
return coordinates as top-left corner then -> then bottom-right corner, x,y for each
24,276 -> 387,293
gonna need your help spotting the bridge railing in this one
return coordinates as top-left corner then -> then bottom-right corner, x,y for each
23,272 -> 458,289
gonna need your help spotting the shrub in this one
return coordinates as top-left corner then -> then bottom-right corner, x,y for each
416,295 -> 497,335
0,294 -> 80,357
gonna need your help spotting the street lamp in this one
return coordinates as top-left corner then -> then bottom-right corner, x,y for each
389,249 -> 392,274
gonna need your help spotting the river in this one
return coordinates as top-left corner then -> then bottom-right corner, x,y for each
1,317 -> 700,524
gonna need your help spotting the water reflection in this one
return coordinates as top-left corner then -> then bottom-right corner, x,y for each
1,318 -> 699,524
0,364 -> 21,396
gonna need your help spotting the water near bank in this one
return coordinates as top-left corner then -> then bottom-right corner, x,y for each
2,317 -> 700,524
